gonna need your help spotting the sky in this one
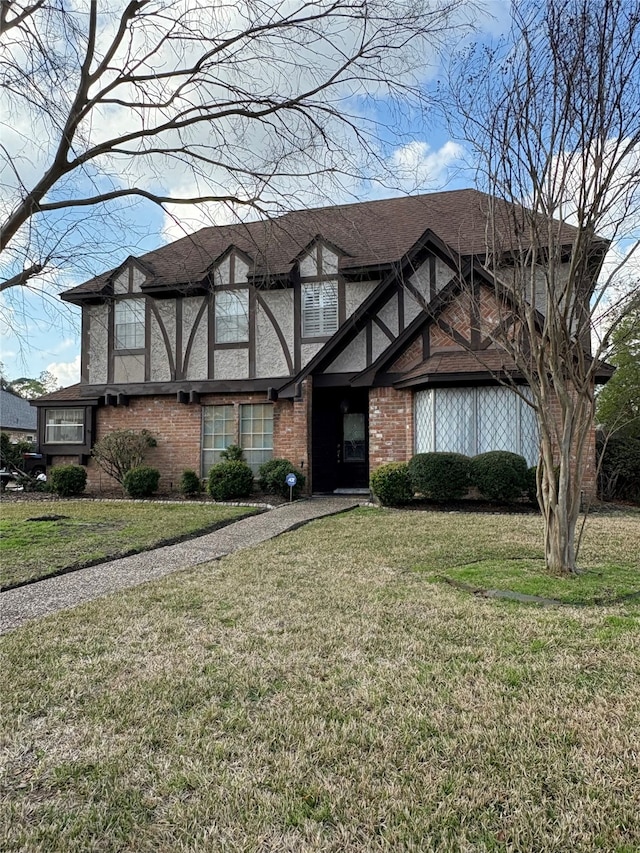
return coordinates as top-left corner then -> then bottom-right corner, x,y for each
1,0 -> 637,388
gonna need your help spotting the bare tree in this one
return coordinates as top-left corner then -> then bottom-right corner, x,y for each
0,0 -> 474,297
446,0 -> 640,572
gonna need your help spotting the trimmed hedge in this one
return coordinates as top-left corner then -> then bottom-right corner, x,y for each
258,458 -> 306,499
370,462 -> 413,506
180,469 -> 202,497
471,451 -> 529,503
207,460 -> 254,501
526,466 -> 539,505
408,452 -> 471,501
123,465 -> 160,498
48,464 -> 87,497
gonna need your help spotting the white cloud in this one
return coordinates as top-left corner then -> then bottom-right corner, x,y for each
389,140 -> 465,190
46,355 -> 81,388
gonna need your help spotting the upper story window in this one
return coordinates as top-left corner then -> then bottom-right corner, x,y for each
302,281 -> 338,338
114,298 -> 145,350
215,290 -> 249,343
45,408 -> 84,444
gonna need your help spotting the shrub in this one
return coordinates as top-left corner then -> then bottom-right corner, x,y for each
526,465 -> 539,505
370,462 -> 413,506
597,432 -> 640,503
48,464 -> 87,497
258,458 -> 306,499
180,469 -> 202,497
92,429 -> 157,487
207,460 -> 254,501
220,444 -> 245,462
471,451 -> 529,503
123,465 -> 160,498
408,452 -> 471,501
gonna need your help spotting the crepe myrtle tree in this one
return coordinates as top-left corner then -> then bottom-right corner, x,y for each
440,0 -> 640,573
0,0 -> 475,297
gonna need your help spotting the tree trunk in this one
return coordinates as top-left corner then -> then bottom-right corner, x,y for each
537,392 -> 592,575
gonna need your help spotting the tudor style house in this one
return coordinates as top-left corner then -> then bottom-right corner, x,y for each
33,189 -> 607,494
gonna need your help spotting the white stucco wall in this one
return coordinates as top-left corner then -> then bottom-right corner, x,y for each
255,302 -> 290,378
87,304 -> 109,384
376,294 -> 399,337
299,247 -> 317,278
131,267 -> 145,292
300,342 -> 323,367
149,302 -> 174,382
113,354 -> 145,383
214,348 -> 248,380
113,270 -> 129,295
403,289 -> 422,325
325,330 -> 366,373
320,246 -> 339,275
408,261 -> 430,303
435,257 -> 454,292
344,280 -> 377,318
371,322 -> 392,362
183,297 -> 209,380
213,257 -> 231,287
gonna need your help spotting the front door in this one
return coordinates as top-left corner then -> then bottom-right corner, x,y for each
311,387 -> 369,492
338,410 -> 368,488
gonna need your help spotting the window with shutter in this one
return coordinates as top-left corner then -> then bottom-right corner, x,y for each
302,282 -> 338,337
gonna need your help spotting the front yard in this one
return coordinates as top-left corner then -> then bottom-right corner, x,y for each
0,500 -> 260,588
1,508 -> 639,851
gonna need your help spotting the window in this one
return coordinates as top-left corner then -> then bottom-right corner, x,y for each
201,403 -> 273,475
240,404 -> 273,474
202,405 -> 234,472
302,282 -> 338,337
414,386 -> 539,466
215,290 -> 249,343
114,298 -> 145,350
45,408 -> 84,444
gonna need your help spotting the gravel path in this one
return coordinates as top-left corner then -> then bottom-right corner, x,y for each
0,496 -> 362,634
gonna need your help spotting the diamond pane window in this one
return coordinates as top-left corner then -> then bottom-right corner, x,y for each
215,290 -> 249,343
114,299 -> 145,350
302,282 -> 338,337
202,405 -> 234,473
240,403 -> 273,473
414,386 -> 539,466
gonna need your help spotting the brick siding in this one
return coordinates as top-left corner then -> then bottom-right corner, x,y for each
369,386 -> 414,471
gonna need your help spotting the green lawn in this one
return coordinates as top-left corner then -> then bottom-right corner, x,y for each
0,500 -> 260,588
1,508 -> 639,852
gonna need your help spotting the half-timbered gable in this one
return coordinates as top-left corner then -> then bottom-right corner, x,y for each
34,189 -> 608,494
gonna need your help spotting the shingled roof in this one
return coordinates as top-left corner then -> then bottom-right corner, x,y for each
62,189 -> 583,302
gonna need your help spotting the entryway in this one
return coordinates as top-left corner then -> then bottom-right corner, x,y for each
311,387 -> 369,493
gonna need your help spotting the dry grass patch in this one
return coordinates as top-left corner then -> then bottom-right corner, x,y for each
1,509 -> 639,852
0,500 -> 259,588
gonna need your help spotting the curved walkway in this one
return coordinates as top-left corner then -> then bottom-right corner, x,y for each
0,496 -> 363,634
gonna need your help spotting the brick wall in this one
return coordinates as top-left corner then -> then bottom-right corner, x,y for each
47,390 -> 314,495
273,378 -> 311,489
369,386 -> 413,470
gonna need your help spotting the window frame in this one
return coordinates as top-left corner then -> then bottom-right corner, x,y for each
214,289 -> 249,344
114,297 -> 146,352
201,403 -> 273,476
44,407 -> 86,445
301,281 -> 339,339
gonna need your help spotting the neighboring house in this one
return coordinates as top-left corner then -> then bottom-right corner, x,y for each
0,388 -> 37,443
32,189 -> 610,493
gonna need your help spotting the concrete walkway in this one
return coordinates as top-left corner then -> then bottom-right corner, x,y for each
0,496 -> 363,634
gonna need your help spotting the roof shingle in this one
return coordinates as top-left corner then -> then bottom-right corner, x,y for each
62,189 -> 581,301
